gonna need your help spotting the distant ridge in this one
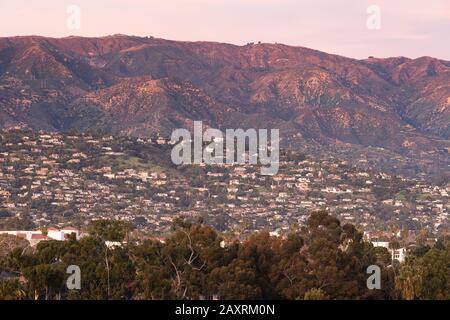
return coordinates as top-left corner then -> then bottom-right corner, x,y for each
0,35 -> 449,175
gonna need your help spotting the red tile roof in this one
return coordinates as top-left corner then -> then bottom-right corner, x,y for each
61,227 -> 78,231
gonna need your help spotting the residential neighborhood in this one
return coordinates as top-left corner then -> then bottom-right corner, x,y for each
0,130 -> 448,248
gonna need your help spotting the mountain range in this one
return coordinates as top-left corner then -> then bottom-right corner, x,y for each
0,35 -> 449,176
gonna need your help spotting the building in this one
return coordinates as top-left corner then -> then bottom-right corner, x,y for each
371,241 -> 407,263
47,227 -> 81,241
391,248 -> 407,263
0,227 -> 81,246
371,241 -> 389,249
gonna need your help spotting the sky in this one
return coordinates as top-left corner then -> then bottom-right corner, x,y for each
0,0 -> 449,60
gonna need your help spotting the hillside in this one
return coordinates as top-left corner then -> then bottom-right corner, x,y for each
0,35 -> 449,176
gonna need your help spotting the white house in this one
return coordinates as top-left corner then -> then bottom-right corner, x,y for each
391,248 -> 407,263
0,227 -> 81,246
47,227 -> 81,241
371,241 -> 407,263
371,241 -> 389,249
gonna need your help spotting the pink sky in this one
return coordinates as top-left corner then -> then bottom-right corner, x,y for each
1,0 -> 449,59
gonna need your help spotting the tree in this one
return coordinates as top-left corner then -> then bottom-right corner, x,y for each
88,220 -> 131,242
61,235 -> 135,300
396,257 -> 423,300
209,232 -> 283,300
163,220 -> 225,299
0,214 -> 434,301
396,244 -> 449,300
419,245 -> 450,299
209,259 -> 263,300
304,288 -> 328,300
131,240 -> 173,300
23,263 -> 66,300
0,279 -> 26,300
0,234 -> 29,259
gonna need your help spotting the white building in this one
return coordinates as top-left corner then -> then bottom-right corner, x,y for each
391,248 -> 407,263
371,241 -> 407,263
371,241 -> 389,249
0,227 -> 81,246
47,227 -> 81,241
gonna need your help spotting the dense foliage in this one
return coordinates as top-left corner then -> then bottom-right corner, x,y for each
0,212 -> 448,300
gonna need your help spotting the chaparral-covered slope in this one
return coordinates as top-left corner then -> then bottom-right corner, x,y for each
0,35 -> 449,176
